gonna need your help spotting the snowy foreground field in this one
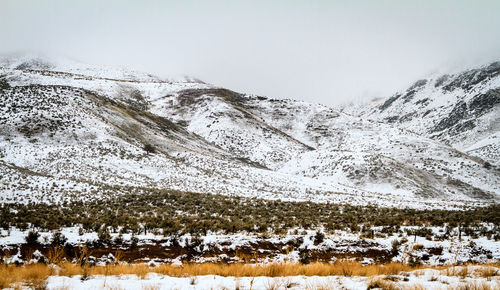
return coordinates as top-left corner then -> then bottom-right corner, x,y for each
2,263 -> 499,289
41,266 -> 499,290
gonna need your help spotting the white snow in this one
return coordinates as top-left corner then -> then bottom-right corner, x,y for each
41,267 -> 500,290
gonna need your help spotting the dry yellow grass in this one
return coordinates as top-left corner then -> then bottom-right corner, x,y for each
0,263 -> 51,289
454,280 -> 500,290
475,267 -> 500,279
0,260 -> 418,288
442,265 -> 500,279
144,261 -> 417,277
0,261 -> 499,289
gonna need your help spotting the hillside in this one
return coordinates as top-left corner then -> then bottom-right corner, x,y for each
0,55 -> 498,209
347,62 -> 500,167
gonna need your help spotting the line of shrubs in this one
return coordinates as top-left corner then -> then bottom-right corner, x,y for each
1,188 -> 499,237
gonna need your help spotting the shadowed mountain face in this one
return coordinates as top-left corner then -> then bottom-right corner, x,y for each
0,55 -> 498,209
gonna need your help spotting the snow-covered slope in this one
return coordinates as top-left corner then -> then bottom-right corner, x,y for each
0,55 -> 498,209
348,62 -> 500,166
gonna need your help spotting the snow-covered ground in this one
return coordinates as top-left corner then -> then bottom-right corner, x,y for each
42,267 -> 500,290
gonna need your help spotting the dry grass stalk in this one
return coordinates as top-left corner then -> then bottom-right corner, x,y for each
46,246 -> 65,265
305,278 -> 334,290
141,284 -> 160,290
367,277 -> 397,290
475,267 -> 499,279
74,245 -> 91,266
456,280 -> 497,290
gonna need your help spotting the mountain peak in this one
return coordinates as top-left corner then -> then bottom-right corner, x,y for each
0,53 -> 208,84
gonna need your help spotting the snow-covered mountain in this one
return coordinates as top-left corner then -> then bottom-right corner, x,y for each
346,62 -> 500,167
0,55 -> 498,209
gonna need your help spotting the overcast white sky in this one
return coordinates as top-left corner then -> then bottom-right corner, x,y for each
1,0 -> 500,105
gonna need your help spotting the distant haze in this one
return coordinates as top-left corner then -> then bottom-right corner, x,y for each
1,0 -> 500,105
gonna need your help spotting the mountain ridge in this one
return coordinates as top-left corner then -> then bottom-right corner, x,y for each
343,61 -> 500,167
0,55 -> 498,209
